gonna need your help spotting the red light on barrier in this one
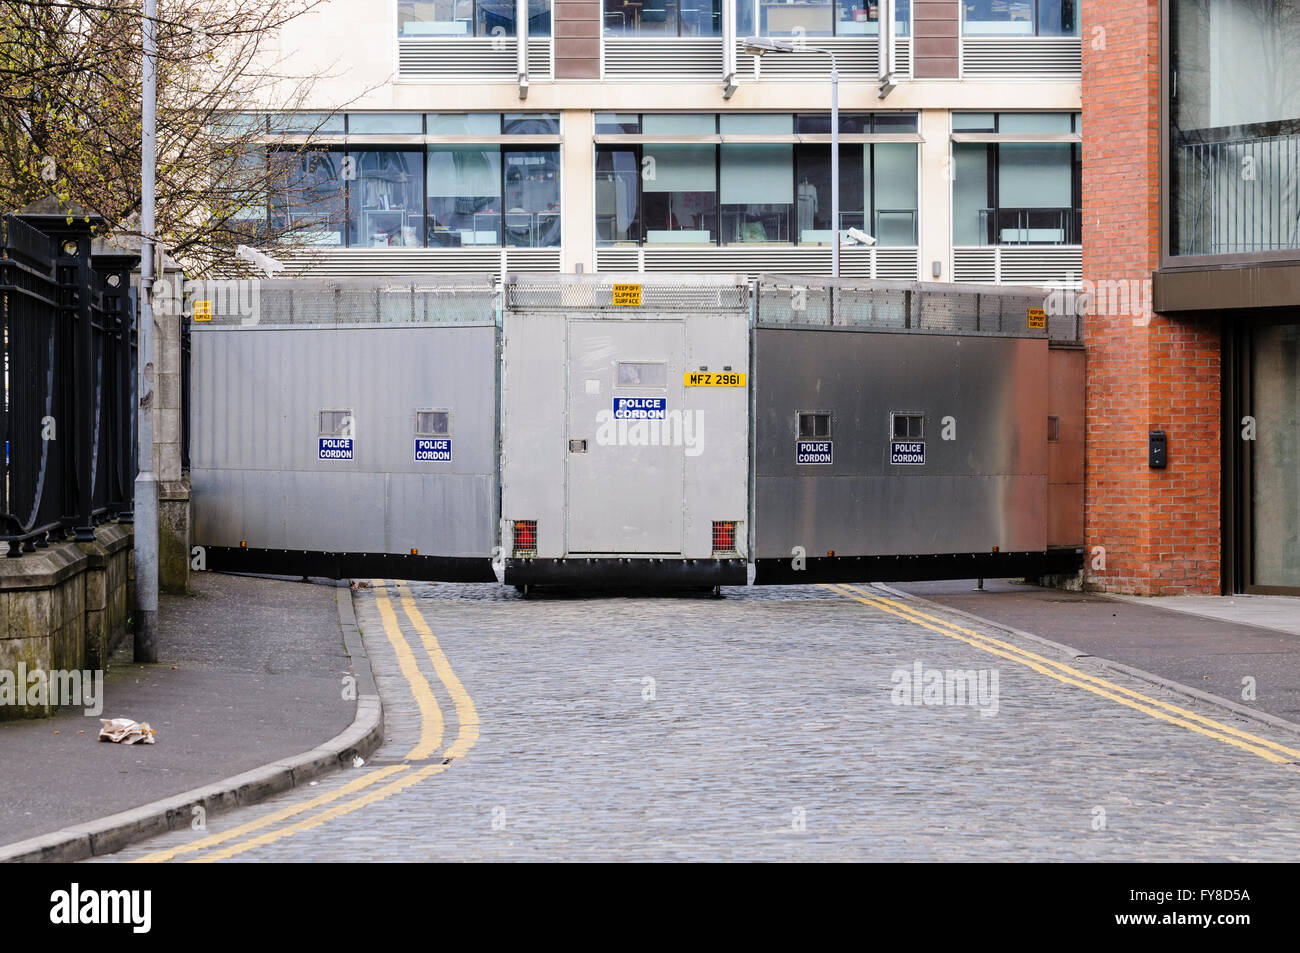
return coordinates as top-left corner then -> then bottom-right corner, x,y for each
513,520 -> 538,556
712,521 -> 737,556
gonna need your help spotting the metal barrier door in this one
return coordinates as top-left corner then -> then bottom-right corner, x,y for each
565,319 -> 686,553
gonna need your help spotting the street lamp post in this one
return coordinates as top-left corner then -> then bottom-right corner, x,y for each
135,0 -> 158,662
743,37 -> 839,278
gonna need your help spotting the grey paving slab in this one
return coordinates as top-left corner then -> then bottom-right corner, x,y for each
895,579 -> 1300,724
1108,593 -> 1300,638
101,581 -> 1300,864
0,573 -> 356,846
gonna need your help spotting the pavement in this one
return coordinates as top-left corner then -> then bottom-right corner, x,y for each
6,571 -> 1299,862
99,578 -> 1300,863
894,579 -> 1300,728
0,573 -> 379,860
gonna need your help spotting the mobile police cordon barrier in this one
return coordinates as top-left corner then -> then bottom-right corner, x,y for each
189,274 -> 1083,587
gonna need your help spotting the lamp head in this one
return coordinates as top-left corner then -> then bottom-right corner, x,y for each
743,36 -> 795,56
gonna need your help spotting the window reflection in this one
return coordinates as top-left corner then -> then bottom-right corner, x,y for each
398,0 -> 552,36
602,0 -> 722,36
349,151 -> 424,247
271,151 -> 346,246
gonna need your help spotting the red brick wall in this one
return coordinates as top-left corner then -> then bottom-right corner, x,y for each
1082,0 -> 1222,594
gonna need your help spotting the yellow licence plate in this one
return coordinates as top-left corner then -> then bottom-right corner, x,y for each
684,372 -> 746,387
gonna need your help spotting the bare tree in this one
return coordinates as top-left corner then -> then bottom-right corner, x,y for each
0,0 -> 361,276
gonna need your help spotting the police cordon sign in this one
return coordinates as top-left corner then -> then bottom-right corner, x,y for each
415,438 -> 452,462
319,437 -> 353,460
796,440 -> 832,465
613,397 -> 666,420
890,441 -> 925,465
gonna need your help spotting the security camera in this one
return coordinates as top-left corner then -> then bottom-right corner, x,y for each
845,227 -> 877,246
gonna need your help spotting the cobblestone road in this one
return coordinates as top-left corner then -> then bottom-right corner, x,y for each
102,581 -> 1300,862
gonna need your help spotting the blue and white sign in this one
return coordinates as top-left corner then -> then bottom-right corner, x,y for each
890,441 -> 925,465
318,437 -> 354,461
796,440 -> 833,465
613,397 -> 667,420
415,438 -> 452,462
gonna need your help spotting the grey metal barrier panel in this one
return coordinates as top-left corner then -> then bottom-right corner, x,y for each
505,272 -> 750,313
501,274 -> 750,564
753,326 -> 1049,560
756,275 -> 1083,343
190,322 -> 497,558
191,276 -> 499,327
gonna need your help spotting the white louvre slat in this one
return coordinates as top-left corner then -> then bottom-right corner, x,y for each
398,37 -> 552,79
874,247 -> 920,279
602,38 -> 724,79
280,248 -> 561,277
996,246 -> 1082,284
594,245 -> 916,280
737,36 -> 911,81
952,247 -> 997,283
960,37 -> 1080,79
952,245 -> 1081,285
595,249 -> 641,271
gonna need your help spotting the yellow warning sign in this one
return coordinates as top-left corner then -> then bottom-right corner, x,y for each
193,300 -> 213,322
1027,307 -> 1046,330
612,284 -> 642,307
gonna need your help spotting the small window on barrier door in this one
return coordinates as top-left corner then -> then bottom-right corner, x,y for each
416,409 -> 452,437
798,411 -> 832,439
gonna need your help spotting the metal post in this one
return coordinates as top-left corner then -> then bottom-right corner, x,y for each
516,0 -> 529,99
74,236 -> 95,541
830,53 -> 839,281
134,0 -> 158,663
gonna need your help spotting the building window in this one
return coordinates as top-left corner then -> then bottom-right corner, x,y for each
1169,0 -> 1300,257
736,0 -> 911,37
642,144 -> 718,243
427,146 -> 504,246
271,151 -> 347,246
952,112 -> 1081,246
505,149 -> 561,248
425,146 -> 560,248
596,112 -> 919,248
351,151 -> 424,247
603,0 -> 722,36
962,0 -> 1077,35
252,112 -> 561,249
398,0 -> 552,36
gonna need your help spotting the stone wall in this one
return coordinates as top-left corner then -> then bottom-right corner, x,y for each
0,524 -> 133,719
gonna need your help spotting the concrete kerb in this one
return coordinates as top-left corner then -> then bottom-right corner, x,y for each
872,583 -> 1300,742
0,583 -> 383,863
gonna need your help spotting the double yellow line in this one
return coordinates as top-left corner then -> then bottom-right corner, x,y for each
824,583 -> 1300,766
135,580 -> 476,863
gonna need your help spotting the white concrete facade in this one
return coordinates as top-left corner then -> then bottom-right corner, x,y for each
245,0 -> 1083,282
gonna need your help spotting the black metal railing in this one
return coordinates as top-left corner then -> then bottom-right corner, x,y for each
975,207 -> 1082,245
1,214 -> 137,554
1174,129 -> 1300,256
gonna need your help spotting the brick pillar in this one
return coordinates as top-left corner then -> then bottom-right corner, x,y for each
1082,0 -> 1221,595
